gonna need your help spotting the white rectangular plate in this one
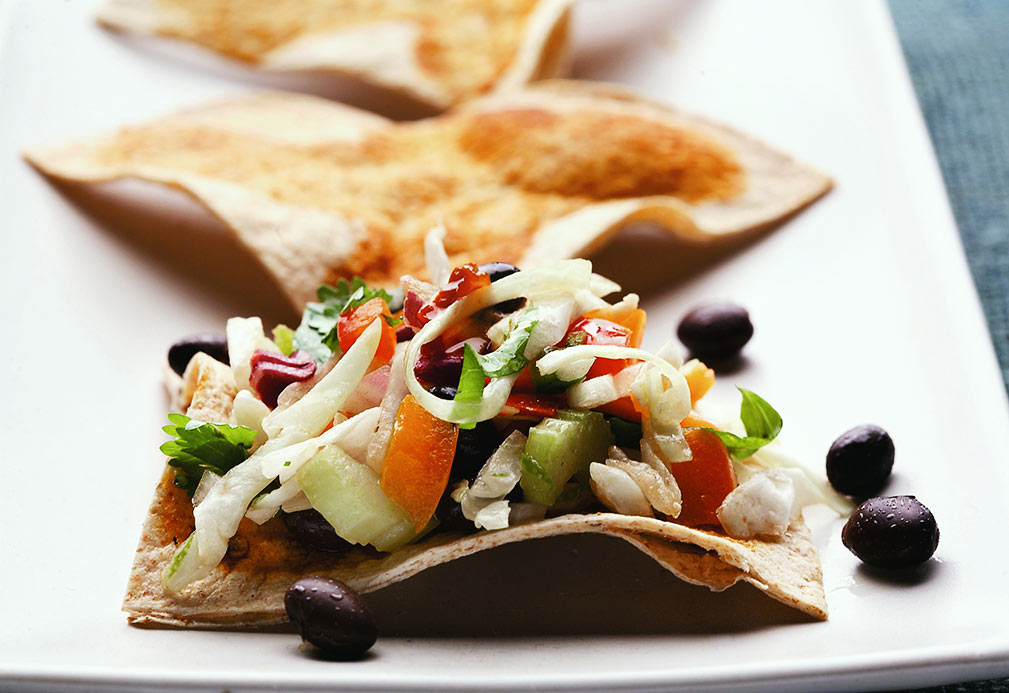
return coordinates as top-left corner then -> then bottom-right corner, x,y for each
2,1 -> 1008,691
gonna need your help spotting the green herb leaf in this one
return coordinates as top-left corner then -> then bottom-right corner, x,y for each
737,387 -> 782,440
453,343 -> 486,430
700,388 -> 783,461
271,324 -> 295,356
293,278 -> 396,364
475,308 -> 538,377
160,413 -> 256,493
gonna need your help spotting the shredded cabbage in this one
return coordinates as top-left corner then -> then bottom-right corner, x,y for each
589,462 -> 652,516
567,375 -> 618,409
424,224 -> 451,287
227,317 -> 281,392
405,260 -> 595,423
230,390 -> 271,450
365,346 -> 408,473
458,431 -> 526,530
262,318 -> 382,441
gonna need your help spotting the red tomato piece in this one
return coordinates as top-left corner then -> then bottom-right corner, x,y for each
566,317 -> 633,378
432,264 -> 491,309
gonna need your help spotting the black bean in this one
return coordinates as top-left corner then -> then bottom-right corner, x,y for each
478,262 -> 525,315
433,495 -> 478,535
676,303 -> 753,360
428,384 -> 459,400
478,262 -> 520,282
451,421 -> 504,481
826,424 -> 895,497
842,496 -> 939,569
167,334 -> 229,376
283,510 -> 353,554
285,577 -> 377,659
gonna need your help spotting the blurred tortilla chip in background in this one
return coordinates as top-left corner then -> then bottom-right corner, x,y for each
97,0 -> 574,110
25,81 -> 831,309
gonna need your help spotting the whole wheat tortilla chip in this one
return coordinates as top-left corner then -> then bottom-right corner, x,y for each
97,0 -> 573,110
124,354 -> 827,626
26,81 -> 831,309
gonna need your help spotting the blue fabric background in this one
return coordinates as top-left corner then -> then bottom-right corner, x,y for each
891,0 -> 1009,395
883,3 -> 1008,692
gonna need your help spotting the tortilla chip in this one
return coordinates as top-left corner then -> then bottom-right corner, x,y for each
124,354 -> 827,626
26,82 -> 831,310
97,0 -> 573,109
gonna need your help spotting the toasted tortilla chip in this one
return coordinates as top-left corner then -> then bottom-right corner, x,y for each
27,82 -> 831,309
125,354 -> 827,626
97,0 -> 573,109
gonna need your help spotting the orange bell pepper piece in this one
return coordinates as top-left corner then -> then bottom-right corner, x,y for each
669,428 -> 737,529
337,297 -> 396,369
681,359 -> 715,406
379,395 -> 459,531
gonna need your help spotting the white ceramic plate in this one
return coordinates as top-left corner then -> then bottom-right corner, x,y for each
2,1 -> 1008,691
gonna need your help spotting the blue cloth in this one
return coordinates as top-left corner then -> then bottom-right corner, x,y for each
890,0 -> 1009,395
883,5 -> 1009,692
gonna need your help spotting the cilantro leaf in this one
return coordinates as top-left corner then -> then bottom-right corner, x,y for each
160,413 -> 256,493
292,278 -> 396,364
453,343 -> 486,430
475,308 -> 538,377
701,388 -> 783,461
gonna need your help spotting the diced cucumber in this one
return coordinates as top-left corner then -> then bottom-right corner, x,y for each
520,409 -> 614,506
371,516 -> 418,552
297,445 -> 413,549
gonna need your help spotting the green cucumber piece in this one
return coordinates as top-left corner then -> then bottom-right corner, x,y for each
297,445 -> 412,549
520,409 -> 614,506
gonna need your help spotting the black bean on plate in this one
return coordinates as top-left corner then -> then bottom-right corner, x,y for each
167,334 -> 229,376
285,576 -> 377,659
842,496 -> 939,569
826,424 -> 895,497
676,303 -> 753,360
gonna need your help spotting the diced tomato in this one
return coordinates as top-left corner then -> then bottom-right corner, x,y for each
337,297 -> 396,369
565,317 -> 633,378
597,395 -> 642,423
584,307 -> 646,348
670,429 -> 737,529
380,395 -> 459,531
502,392 -> 564,419
432,264 -> 491,309
403,265 -> 491,329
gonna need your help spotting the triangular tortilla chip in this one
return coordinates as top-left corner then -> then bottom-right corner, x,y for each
26,81 -> 831,309
124,354 -> 827,626
97,0 -> 573,109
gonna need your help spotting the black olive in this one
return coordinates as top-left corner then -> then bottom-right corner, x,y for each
478,262 -> 520,282
826,424 -> 895,497
428,384 -> 459,400
842,496 -> 939,569
451,421 -> 504,481
676,303 -> 753,360
167,334 -> 229,376
285,577 -> 377,659
283,510 -> 353,554
433,495 -> 478,535
478,262 -> 524,315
